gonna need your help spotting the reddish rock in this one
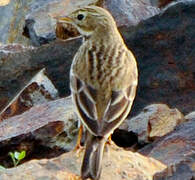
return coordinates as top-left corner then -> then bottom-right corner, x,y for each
0,97 -> 79,167
0,144 -> 166,180
0,69 -> 58,121
120,104 -> 185,143
0,38 -> 82,113
139,120 -> 195,179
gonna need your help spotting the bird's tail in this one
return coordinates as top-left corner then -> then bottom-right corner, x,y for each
81,133 -> 107,180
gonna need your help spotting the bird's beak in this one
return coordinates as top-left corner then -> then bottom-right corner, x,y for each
55,16 -> 73,23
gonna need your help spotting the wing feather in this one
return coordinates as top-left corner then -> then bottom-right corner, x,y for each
71,74 -> 137,136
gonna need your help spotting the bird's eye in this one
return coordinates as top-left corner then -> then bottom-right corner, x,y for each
77,14 -> 84,21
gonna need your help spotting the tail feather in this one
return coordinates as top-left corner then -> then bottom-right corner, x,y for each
81,133 -> 106,180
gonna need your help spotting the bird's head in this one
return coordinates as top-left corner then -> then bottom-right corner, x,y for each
55,6 -> 117,37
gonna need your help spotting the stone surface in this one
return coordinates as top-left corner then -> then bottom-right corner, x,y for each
0,97 -> 79,167
125,0 -> 195,116
0,38 -> 82,113
24,0 -> 101,46
0,0 -> 100,45
185,111 -> 195,121
140,119 -> 195,179
102,0 -> 160,27
0,68 -> 58,120
25,0 -> 160,44
0,144 -> 166,180
0,0 -> 31,45
0,0 -> 10,6
150,0 -> 176,7
120,104 -> 185,143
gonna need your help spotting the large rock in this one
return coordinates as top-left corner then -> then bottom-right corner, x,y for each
0,0 -> 101,45
25,0 -> 160,45
0,97 -> 79,167
120,104 -> 185,143
125,0 -> 195,116
102,0 -> 159,27
0,68 -> 58,120
0,144 -> 166,180
24,0 -> 101,46
0,39 -> 82,113
0,0 -> 32,45
140,119 -> 195,179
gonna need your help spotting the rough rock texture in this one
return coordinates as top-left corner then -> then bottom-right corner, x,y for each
0,0 -> 31,45
0,69 -> 58,120
151,0 -> 186,8
25,0 -> 160,45
0,144 -> 166,180
0,38 -> 82,113
185,111 -> 195,121
140,120 -> 195,179
24,0 -> 101,46
120,104 -> 185,143
103,0 -> 160,27
0,97 -> 79,167
125,0 -> 195,116
0,0 -> 100,45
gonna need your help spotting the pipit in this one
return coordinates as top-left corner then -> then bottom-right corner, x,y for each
57,6 -> 138,180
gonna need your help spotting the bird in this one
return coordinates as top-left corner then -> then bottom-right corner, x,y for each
56,6 -> 138,180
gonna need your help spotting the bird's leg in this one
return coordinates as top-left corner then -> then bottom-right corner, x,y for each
74,124 -> 83,151
107,135 -> 115,145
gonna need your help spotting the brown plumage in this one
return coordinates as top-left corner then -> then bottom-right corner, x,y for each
57,6 -> 138,180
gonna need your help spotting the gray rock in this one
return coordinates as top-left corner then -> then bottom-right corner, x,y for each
24,0 -> 101,46
185,111 -> 195,121
103,0 -> 160,27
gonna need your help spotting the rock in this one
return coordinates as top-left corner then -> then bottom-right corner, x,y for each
120,104 -> 185,143
139,119 -> 195,179
24,0 -> 101,45
125,0 -> 195,116
0,0 -> 10,6
150,0 -> 184,8
185,111 -> 195,121
0,38 -> 82,113
0,97 -> 79,167
0,68 -> 58,120
0,0 -> 31,45
0,0 -> 101,45
25,0 -> 160,44
0,144 -> 166,180
102,0 -> 160,27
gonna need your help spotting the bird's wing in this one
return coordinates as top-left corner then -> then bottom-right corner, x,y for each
100,85 -> 137,135
70,73 -> 99,136
70,71 -> 137,136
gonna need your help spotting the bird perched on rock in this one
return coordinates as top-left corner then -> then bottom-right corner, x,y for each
56,6 -> 138,180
